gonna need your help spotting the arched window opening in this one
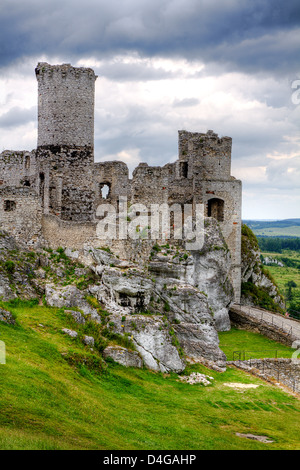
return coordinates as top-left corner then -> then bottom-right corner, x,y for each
180,161 -> 188,178
25,155 -> 30,170
207,198 -> 224,222
100,182 -> 111,200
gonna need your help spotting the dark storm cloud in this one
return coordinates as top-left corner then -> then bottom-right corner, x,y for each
94,102 -> 178,163
0,106 -> 36,129
95,61 -> 177,82
0,0 -> 299,75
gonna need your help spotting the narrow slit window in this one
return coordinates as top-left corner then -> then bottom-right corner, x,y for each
25,155 -> 30,170
180,162 -> 188,178
4,200 -> 16,212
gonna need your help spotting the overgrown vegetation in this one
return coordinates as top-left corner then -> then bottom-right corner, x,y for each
241,225 -> 284,313
241,282 -> 284,313
241,223 -> 260,253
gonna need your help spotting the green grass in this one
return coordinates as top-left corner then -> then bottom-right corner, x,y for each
219,327 -> 295,361
1,301 -> 300,450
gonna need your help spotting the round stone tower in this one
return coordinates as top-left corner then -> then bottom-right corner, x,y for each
35,63 -> 98,222
35,62 -> 97,149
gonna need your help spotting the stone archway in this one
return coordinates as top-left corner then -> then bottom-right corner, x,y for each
207,197 -> 224,222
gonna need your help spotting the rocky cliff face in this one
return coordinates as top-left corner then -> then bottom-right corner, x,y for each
0,231 -> 40,300
0,220 -> 234,372
241,224 -> 284,311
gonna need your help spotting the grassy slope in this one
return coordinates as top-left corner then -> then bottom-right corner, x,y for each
1,303 -> 300,450
219,328 -> 295,361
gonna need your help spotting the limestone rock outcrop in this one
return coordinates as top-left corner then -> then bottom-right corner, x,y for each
0,221 -> 234,372
84,217 -> 232,371
0,307 -> 15,325
103,346 -> 143,369
45,285 -> 101,322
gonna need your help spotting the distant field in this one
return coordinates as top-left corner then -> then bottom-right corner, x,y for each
252,226 -> 300,237
243,219 -> 300,238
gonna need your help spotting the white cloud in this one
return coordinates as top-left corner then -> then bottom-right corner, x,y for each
98,148 -> 142,176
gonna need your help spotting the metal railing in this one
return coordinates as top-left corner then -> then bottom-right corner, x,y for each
231,303 -> 299,339
232,349 -> 280,362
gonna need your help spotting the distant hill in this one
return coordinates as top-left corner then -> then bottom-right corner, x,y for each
243,219 -> 300,238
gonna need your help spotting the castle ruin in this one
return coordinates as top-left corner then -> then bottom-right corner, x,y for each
0,62 -> 242,301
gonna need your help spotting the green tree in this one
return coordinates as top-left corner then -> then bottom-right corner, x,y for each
285,280 -> 297,301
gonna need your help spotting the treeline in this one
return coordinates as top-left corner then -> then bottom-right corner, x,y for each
257,237 -> 300,253
243,219 -> 300,230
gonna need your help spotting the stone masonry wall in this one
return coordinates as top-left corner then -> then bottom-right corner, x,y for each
35,62 -> 98,223
229,308 -> 297,347
178,130 -> 232,180
0,150 -> 37,190
229,359 -> 300,395
37,146 -> 95,221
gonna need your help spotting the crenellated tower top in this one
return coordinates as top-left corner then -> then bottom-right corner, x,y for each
35,62 -> 97,149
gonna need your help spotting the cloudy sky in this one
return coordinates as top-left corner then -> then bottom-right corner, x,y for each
0,0 -> 299,219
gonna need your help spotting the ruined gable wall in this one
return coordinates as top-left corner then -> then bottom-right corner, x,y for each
0,187 -> 42,245
94,161 -> 130,206
178,130 -> 232,180
131,163 -> 171,205
0,150 -> 38,190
